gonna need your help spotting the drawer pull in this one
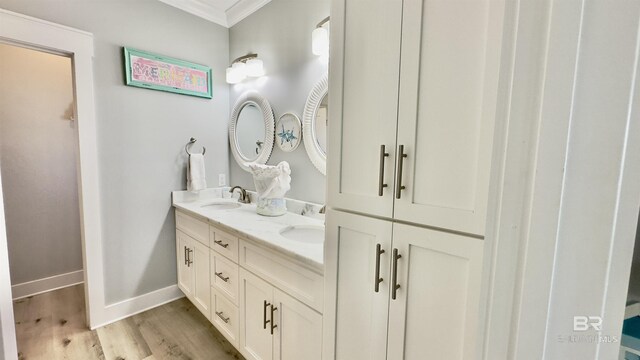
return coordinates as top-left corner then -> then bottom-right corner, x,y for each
374,243 -> 385,292
184,246 -> 188,266
215,311 -> 230,323
378,145 -> 389,196
392,248 -> 402,300
395,145 -> 408,199
187,248 -> 193,266
215,272 -> 229,282
214,240 -> 229,248
270,304 -> 278,335
263,300 -> 271,329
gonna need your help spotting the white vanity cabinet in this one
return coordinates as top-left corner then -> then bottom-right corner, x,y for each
176,229 -> 211,319
240,268 -> 323,360
174,209 -> 323,360
328,0 -> 506,236
325,210 -> 484,360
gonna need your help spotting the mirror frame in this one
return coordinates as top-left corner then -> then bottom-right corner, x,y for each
229,90 -> 275,172
302,73 -> 328,175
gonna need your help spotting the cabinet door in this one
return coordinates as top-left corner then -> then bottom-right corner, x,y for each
239,268 -> 274,360
387,224 -> 484,360
273,289 -> 322,360
394,0 -> 506,235
191,239 -> 211,319
176,230 -> 193,298
324,210 -> 392,360
327,0 -> 403,218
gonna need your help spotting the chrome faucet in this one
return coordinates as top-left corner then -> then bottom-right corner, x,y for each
229,186 -> 251,204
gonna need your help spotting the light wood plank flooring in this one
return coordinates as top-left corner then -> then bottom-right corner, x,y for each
13,285 -> 244,360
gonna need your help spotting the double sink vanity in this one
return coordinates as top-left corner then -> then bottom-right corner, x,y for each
172,188 -> 325,360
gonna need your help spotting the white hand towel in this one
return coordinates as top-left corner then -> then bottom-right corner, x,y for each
187,154 -> 207,192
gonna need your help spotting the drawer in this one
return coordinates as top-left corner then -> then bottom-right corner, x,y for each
211,286 -> 239,348
210,250 -> 239,305
176,210 -> 209,246
210,226 -> 239,262
239,240 -> 324,313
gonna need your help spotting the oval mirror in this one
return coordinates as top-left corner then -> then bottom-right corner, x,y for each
229,91 -> 275,172
303,74 -> 328,175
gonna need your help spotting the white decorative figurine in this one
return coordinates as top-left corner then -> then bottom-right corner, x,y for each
247,161 -> 291,216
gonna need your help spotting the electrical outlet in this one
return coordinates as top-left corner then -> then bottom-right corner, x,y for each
218,174 -> 226,186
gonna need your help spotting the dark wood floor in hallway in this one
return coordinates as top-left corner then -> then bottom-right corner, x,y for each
12,284 -> 244,359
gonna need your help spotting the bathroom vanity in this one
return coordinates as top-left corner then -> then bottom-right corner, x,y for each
172,189 -> 324,360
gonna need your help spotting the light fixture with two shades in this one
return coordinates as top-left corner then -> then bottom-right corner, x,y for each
226,53 -> 265,84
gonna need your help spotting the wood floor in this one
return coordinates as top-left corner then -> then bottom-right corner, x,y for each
12,285 -> 245,360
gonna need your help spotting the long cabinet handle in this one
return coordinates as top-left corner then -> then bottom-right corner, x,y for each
270,304 -> 278,335
215,311 -> 230,323
214,240 -> 229,248
395,145 -> 407,199
374,243 -> 385,292
378,145 -> 389,196
391,248 -> 402,300
184,246 -> 188,266
215,272 -> 229,282
263,300 -> 271,329
187,249 -> 193,266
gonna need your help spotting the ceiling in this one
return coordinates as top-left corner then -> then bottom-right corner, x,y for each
157,0 -> 271,28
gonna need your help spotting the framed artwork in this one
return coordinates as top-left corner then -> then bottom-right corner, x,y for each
276,112 -> 302,152
123,47 -> 212,99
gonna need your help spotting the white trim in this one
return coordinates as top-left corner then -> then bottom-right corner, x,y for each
155,0 -> 272,28
11,270 -> 84,300
226,0 -> 272,27
0,173 -> 17,360
0,9 -> 105,329
95,285 -> 184,330
302,74 -> 328,175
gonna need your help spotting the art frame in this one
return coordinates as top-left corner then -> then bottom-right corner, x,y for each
276,112 -> 302,152
123,47 -> 212,99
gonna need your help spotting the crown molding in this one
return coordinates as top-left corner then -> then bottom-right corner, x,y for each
157,0 -> 272,28
157,0 -> 229,27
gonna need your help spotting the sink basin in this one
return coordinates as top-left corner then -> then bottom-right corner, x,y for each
201,201 -> 241,210
279,225 -> 324,244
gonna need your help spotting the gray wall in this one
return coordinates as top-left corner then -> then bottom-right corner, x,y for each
0,44 -> 83,285
0,0 -> 230,304
229,0 -> 329,204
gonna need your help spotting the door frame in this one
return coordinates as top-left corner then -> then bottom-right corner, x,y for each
0,8 -> 105,342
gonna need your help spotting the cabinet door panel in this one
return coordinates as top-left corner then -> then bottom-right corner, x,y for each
273,289 -> 322,360
240,269 -> 274,360
176,230 -> 193,298
324,210 -> 392,360
387,224 -> 484,360
192,239 -> 211,319
395,0 -> 506,235
327,0 -> 403,217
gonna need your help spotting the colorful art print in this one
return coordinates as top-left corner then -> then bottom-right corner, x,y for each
124,47 -> 212,99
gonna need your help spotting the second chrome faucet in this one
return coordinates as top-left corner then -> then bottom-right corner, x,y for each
229,185 -> 251,204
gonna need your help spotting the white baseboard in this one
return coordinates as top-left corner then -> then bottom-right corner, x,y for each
12,270 -> 84,300
94,284 -> 184,330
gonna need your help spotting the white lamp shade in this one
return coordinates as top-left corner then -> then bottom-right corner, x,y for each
246,58 -> 265,77
226,67 -> 242,84
312,27 -> 329,56
232,62 -> 247,81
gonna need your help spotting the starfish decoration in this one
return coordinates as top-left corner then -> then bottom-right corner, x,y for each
278,124 -> 298,146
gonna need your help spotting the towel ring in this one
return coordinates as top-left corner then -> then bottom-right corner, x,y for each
185,137 -> 206,156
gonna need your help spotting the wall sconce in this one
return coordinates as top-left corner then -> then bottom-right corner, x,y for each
226,53 -> 265,84
312,16 -> 330,56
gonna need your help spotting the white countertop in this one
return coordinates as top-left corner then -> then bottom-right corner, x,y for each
172,192 -> 324,272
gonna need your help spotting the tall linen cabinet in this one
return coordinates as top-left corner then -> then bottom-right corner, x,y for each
324,0 -> 507,358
